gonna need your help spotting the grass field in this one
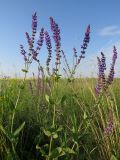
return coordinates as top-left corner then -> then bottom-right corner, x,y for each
0,78 -> 120,160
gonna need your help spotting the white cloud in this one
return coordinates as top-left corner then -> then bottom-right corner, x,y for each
99,25 -> 120,36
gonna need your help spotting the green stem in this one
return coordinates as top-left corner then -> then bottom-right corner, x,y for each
10,89 -> 21,133
52,104 -> 56,127
48,104 -> 56,159
48,136 -> 53,160
10,62 -> 28,133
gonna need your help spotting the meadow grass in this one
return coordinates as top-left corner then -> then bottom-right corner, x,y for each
0,78 -> 120,160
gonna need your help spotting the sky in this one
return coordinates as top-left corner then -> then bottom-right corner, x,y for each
0,0 -> 120,77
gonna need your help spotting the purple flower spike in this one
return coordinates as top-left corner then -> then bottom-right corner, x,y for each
84,25 -> 90,43
73,48 -> 78,58
20,12 -> 45,66
45,31 -> 52,67
25,12 -> 37,51
31,12 -> 37,46
73,48 -> 78,65
32,49 -> 39,62
107,46 -> 117,85
77,25 -> 90,65
32,12 -> 37,34
20,45 -> 26,55
95,46 -> 117,96
50,17 -> 61,72
50,17 -> 61,48
100,52 -> 106,86
25,32 -> 33,50
37,28 -> 44,50
95,53 -> 106,96
101,52 -> 106,71
20,45 -> 27,62
104,110 -> 113,135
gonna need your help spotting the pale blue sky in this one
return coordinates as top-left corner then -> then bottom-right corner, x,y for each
0,0 -> 120,77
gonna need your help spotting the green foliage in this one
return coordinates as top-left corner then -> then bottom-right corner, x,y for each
0,78 -> 120,160
110,155 -> 118,160
21,69 -> 28,73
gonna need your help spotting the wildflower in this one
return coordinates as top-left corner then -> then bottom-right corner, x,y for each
107,46 -> 117,85
50,17 -> 61,72
25,12 -> 38,51
20,45 -> 27,62
28,13 -> 44,62
95,46 -> 118,96
20,44 -> 26,55
77,25 -> 90,65
25,32 -> 33,51
73,48 -> 78,64
73,48 -> 78,58
32,12 -> 37,35
71,25 -> 90,77
101,52 -> 106,70
31,12 -> 38,50
104,110 -> 113,135
45,31 -> 52,66
31,28 -> 44,63
95,53 -> 106,95
100,52 -> 106,87
95,57 -> 103,95
32,49 -> 39,62
50,17 -> 61,51
37,28 -> 44,50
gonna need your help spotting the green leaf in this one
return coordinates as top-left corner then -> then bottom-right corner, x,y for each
63,147 -> 75,154
49,98 -> 55,105
43,130 -> 51,137
0,124 -> 14,142
54,74 -> 61,82
36,144 -> 49,158
45,95 -> 55,105
6,150 -> 14,160
52,133 -> 58,139
5,97 -> 15,111
13,122 -> 25,137
40,149 -> 48,157
56,126 -> 63,132
68,78 -> 72,82
21,69 -> 28,73
71,127 -> 75,133
36,145 -> 47,157
50,147 -> 63,158
61,95 -> 67,105
83,112 -> 87,120
36,144 -> 41,150
45,94 -> 49,103
110,155 -> 117,160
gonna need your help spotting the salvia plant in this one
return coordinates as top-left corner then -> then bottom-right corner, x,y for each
95,46 -> 117,96
62,25 -> 90,80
